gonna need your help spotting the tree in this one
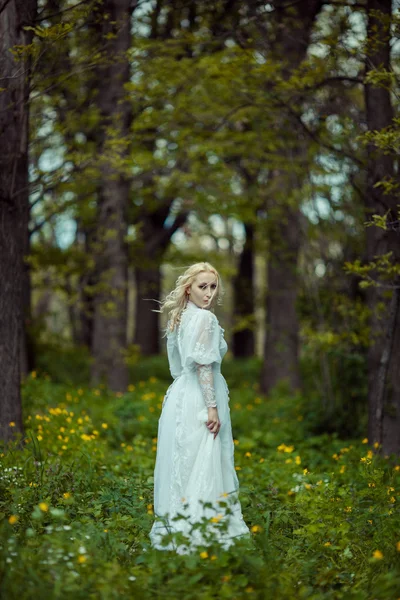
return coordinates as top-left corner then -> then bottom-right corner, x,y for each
259,0 -> 324,394
89,0 -> 134,391
0,0 -> 38,444
364,0 -> 400,455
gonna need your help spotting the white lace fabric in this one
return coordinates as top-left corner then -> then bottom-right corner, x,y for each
196,363 -> 217,408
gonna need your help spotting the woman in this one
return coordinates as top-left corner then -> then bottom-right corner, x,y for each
149,262 -> 250,553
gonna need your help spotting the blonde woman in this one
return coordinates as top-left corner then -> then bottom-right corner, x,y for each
149,262 -> 250,553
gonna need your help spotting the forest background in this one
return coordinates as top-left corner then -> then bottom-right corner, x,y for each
0,0 -> 400,598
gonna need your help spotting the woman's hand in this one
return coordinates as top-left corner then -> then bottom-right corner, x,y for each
206,407 -> 221,439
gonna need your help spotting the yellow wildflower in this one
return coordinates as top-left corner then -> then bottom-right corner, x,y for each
251,525 -> 261,533
362,438 -> 368,444
324,541 -> 331,546
200,551 -> 208,559
78,555 -> 87,563
8,515 -> 18,524
372,550 -> 383,560
9,422 -> 16,427
39,502 -> 49,512
210,514 -> 223,523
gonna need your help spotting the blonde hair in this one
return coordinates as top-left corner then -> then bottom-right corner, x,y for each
154,262 -> 224,334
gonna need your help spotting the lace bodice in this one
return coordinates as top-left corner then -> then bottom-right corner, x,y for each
166,301 -> 227,409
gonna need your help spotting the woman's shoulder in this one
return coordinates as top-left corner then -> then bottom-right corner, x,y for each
184,307 -> 219,333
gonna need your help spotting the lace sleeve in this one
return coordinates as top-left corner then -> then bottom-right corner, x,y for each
196,363 -> 217,408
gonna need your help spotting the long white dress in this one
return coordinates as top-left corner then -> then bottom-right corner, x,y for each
149,300 -> 250,553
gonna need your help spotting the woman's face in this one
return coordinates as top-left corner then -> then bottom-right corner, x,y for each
187,272 -> 218,309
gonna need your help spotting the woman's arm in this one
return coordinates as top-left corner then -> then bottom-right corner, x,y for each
196,363 -> 220,438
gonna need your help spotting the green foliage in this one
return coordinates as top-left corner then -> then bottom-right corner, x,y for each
344,251 -> 400,288
1,367 -> 399,598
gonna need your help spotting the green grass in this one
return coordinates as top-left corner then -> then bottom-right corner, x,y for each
0,358 -> 399,599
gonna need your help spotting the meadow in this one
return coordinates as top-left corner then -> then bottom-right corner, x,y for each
1,355 -> 399,599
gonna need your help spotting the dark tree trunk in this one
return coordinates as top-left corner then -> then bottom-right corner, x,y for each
134,267 -> 162,355
90,179 -> 130,391
261,0 -> 323,395
232,223 -> 255,357
20,229 -> 35,377
132,208 -> 188,355
89,0 -> 133,391
262,192 -> 302,392
364,0 -> 400,455
75,224 -> 95,348
0,0 -> 37,445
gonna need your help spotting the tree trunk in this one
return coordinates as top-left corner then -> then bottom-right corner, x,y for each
0,0 -> 37,445
261,0 -> 323,395
132,205 -> 188,355
90,179 -> 130,391
232,223 -> 255,357
364,0 -> 400,455
75,224 -> 95,348
262,193 -> 302,393
134,266 -> 161,355
21,229 -> 35,377
90,0 -> 133,391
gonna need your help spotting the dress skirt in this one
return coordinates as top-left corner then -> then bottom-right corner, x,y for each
149,364 -> 250,554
